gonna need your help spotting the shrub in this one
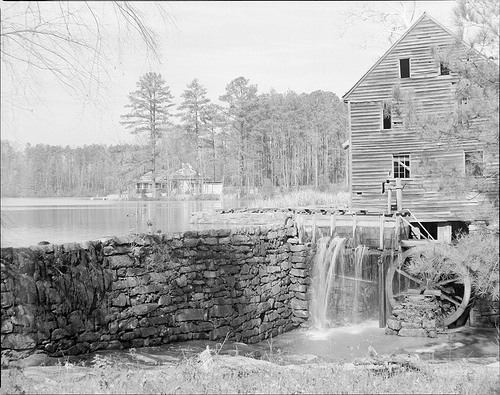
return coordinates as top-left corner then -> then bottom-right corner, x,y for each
451,231 -> 499,301
405,244 -> 465,290
403,231 -> 499,301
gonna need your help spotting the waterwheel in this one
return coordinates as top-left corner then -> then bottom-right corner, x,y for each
386,245 -> 474,327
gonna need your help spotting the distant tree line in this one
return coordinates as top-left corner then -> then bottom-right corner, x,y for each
1,81 -> 349,198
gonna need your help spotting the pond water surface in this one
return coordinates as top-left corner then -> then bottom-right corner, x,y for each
1,197 -> 242,248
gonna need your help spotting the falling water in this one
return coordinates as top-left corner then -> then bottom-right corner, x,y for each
352,245 -> 368,324
309,236 -> 347,329
309,236 -> 370,329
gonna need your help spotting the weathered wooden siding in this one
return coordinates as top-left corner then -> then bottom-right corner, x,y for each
343,14 -> 498,222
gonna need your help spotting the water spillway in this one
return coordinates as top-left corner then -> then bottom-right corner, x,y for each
309,235 -> 376,330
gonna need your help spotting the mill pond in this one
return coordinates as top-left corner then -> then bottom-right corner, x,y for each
0,197 -> 243,248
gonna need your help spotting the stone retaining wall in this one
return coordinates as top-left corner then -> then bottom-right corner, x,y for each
385,291 -> 445,337
1,219 -> 314,358
470,296 -> 499,328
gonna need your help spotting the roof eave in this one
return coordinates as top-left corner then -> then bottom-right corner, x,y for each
340,12 -> 484,101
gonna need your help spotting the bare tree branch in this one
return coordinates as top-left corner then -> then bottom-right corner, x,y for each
1,1 -> 171,106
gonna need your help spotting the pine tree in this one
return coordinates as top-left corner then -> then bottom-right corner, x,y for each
121,72 -> 174,198
177,79 -> 211,175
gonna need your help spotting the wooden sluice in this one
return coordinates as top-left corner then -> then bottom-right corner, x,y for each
294,209 -> 408,250
293,209 -> 411,328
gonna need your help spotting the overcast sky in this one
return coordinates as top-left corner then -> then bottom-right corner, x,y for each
1,1 -> 457,149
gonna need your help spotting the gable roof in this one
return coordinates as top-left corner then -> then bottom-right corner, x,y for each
342,13 -> 459,101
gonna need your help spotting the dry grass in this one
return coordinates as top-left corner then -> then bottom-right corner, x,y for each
1,351 -> 498,395
250,189 -> 349,209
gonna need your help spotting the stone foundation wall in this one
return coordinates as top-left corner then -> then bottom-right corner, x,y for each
1,219 -> 313,357
470,296 -> 499,328
385,291 -> 445,337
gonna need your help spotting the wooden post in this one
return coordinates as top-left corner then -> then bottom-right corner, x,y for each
379,215 -> 385,250
378,254 -> 386,328
352,213 -> 357,242
387,188 -> 392,214
396,178 -> 403,211
330,212 -> 337,237
312,213 -> 317,243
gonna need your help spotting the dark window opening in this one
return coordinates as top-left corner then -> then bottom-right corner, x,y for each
409,222 -> 437,240
440,62 -> 450,75
409,221 -> 469,242
465,151 -> 484,177
393,154 -> 410,178
400,58 -> 410,78
382,102 -> 392,129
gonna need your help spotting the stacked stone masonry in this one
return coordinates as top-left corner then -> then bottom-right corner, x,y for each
385,290 -> 445,338
1,218 -> 314,357
470,296 -> 499,328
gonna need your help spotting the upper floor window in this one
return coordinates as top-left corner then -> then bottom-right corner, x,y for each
440,62 -> 450,75
393,154 -> 411,179
399,58 -> 411,78
464,151 -> 484,177
458,97 -> 471,126
381,102 -> 392,130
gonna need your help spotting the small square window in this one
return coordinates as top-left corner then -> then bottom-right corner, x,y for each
400,58 -> 411,78
440,62 -> 450,75
393,154 -> 410,179
465,151 -> 484,177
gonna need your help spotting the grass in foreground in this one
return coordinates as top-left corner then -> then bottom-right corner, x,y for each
1,352 -> 498,395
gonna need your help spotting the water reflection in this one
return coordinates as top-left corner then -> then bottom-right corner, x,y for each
1,197 -> 242,248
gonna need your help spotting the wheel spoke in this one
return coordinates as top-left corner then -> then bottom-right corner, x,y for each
395,268 -> 423,285
435,277 -> 459,287
440,291 -> 462,307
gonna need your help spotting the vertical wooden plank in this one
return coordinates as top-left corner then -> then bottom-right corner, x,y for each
347,101 -> 353,205
437,224 -> 452,244
379,215 -> 384,250
387,188 -> 392,214
386,251 -> 395,322
378,253 -> 386,328
396,178 -> 403,211
311,213 -> 317,243
352,213 -> 357,243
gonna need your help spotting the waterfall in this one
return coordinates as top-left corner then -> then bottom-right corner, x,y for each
309,237 -> 369,329
309,236 -> 347,329
352,245 -> 367,324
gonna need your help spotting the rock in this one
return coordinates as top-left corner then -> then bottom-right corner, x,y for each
398,328 -> 428,337
129,303 -> 159,316
291,298 -> 308,310
2,333 -> 37,350
386,317 -> 402,331
177,309 -> 205,322
210,305 -> 234,318
112,293 -> 128,307
175,276 -> 188,287
107,255 -> 134,269
119,317 -> 139,331
197,345 -> 214,372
